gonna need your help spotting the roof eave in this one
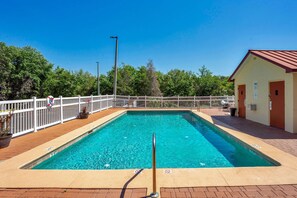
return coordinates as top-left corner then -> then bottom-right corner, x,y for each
250,51 -> 295,73
228,50 -> 251,82
229,50 -> 297,82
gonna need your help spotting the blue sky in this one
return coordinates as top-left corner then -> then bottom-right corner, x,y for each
1,0 -> 297,76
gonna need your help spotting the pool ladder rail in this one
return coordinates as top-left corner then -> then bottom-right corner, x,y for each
150,133 -> 159,198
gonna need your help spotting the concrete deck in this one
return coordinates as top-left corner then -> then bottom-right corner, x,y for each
1,108 -> 297,197
0,188 -> 147,198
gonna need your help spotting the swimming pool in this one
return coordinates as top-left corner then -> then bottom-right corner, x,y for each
33,111 -> 276,170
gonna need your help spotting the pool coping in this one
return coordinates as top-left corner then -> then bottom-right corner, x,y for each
1,109 -> 297,195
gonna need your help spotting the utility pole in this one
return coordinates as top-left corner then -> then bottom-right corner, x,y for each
96,62 -> 100,95
110,36 -> 118,106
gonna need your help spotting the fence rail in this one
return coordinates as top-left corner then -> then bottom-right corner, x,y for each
0,95 -> 234,137
0,95 -> 114,137
115,95 -> 234,109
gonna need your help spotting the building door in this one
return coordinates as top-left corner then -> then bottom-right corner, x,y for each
238,85 -> 246,118
269,81 -> 285,129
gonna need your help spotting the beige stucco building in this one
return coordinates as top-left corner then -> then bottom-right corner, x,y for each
229,50 -> 297,133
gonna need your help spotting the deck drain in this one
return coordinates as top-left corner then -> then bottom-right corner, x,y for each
46,146 -> 54,151
164,169 -> 172,174
252,144 -> 261,149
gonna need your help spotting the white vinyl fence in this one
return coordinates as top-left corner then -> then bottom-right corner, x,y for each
115,95 -> 235,109
0,95 -> 234,137
0,95 -> 114,137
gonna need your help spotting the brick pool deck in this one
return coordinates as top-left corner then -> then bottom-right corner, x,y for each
1,108 -> 297,197
161,185 -> 297,198
200,108 -> 297,157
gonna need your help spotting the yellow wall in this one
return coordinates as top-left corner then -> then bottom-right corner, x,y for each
293,73 -> 297,133
233,54 -> 295,133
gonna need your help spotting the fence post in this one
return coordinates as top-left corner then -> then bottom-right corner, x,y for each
91,95 -> 93,114
145,95 -> 147,108
112,94 -> 116,108
106,94 -> 107,109
33,96 -> 37,132
78,95 -> 81,114
194,96 -> 196,107
99,95 -> 101,111
210,95 -> 212,108
60,96 -> 63,124
177,95 -> 180,108
128,95 -> 130,107
128,95 -> 130,108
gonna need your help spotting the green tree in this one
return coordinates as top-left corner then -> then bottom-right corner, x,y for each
0,42 -> 234,99
133,66 -> 150,96
43,67 -> 76,97
73,69 -> 96,96
160,69 -> 196,96
194,66 -> 234,96
0,43 -> 53,99
195,66 -> 216,96
116,64 -> 137,95
216,76 -> 234,95
0,42 -> 13,100
98,74 -> 113,95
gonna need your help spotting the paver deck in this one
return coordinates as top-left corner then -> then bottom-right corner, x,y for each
161,185 -> 297,198
200,108 -> 297,157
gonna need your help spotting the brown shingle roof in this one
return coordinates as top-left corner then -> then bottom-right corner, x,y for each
229,50 -> 297,81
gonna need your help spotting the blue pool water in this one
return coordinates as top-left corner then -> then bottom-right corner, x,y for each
33,111 -> 276,170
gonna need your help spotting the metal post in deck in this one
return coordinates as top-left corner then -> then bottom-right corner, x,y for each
150,133 -> 159,198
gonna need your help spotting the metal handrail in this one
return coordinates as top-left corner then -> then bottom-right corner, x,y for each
150,133 -> 159,198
